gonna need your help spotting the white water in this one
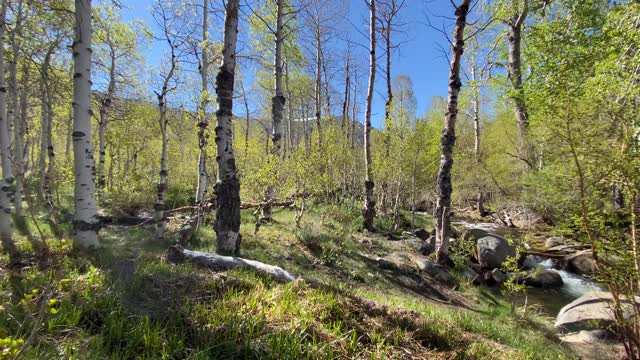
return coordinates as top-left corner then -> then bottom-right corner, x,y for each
454,220 -> 603,314
537,258 -> 602,298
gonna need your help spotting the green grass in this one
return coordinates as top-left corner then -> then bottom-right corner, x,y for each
0,205 -> 575,359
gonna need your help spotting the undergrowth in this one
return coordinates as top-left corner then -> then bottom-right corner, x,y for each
0,205 -> 574,359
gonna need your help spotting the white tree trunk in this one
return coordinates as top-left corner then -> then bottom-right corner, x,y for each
0,0 -> 16,258
214,0 -> 242,256
97,63 -> 115,192
262,0 -> 286,222
9,5 -> 23,219
315,28 -> 322,147
195,0 -> 210,219
434,0 -> 471,262
362,0 -> 376,232
72,0 -> 99,248
155,100 -> 168,241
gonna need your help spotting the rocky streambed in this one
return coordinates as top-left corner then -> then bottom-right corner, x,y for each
449,219 -> 632,357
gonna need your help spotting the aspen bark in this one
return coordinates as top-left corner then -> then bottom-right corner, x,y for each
434,0 -> 471,262
285,59 -> 294,151
97,54 -> 116,191
315,27 -> 322,146
72,0 -> 100,248
195,0 -> 210,222
155,92 -> 169,241
262,0 -> 285,222
0,0 -> 17,259
507,12 -> 530,164
471,65 -> 484,216
9,5 -> 24,219
214,0 -> 242,256
362,0 -> 376,232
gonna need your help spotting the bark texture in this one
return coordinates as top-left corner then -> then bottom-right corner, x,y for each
0,0 -> 16,259
72,0 -> 100,248
262,0 -> 286,222
97,53 -> 115,191
9,5 -> 24,219
507,8 -> 530,165
434,0 -> 471,263
195,0 -> 210,223
214,0 -> 242,256
362,0 -> 377,232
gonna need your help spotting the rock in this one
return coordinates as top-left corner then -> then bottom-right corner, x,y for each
375,257 -> 397,270
420,259 -> 456,286
413,228 -> 430,241
501,205 -> 547,230
545,236 -> 565,248
476,234 -> 516,269
490,268 -> 508,284
555,291 -> 637,334
462,228 -> 490,242
559,330 -> 610,344
459,266 -> 480,284
565,250 -> 595,275
418,241 -> 435,256
546,245 -> 577,255
515,269 -> 563,288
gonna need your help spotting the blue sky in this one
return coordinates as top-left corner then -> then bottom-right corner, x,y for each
120,0 -> 456,128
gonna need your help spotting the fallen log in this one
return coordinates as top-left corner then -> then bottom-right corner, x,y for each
165,200 -> 295,214
240,200 -> 295,209
166,245 -> 296,282
525,250 -> 567,259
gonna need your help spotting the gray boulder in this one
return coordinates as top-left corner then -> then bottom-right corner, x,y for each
462,228 -> 490,242
555,291 -> 628,334
545,236 -> 565,248
515,269 -> 563,288
476,234 -> 516,269
490,268 -> 508,284
565,250 -> 595,275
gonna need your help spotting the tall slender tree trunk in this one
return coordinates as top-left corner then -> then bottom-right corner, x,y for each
471,65 -> 485,216
241,81 -> 250,161
285,59 -> 294,150
20,65 -> 29,176
262,0 -> 285,222
155,94 -> 169,241
72,0 -> 99,248
322,48 -> 331,120
38,72 -> 48,202
315,29 -> 322,147
44,93 -> 55,208
507,16 -> 530,165
434,0 -> 471,263
195,0 -> 210,225
362,0 -> 377,232
9,5 -> 24,219
342,48 -> 350,134
97,58 -> 115,193
0,1 -> 17,259
214,0 -> 241,256
351,70 -> 357,149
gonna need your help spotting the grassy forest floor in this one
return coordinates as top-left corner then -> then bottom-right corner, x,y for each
0,205 -> 576,359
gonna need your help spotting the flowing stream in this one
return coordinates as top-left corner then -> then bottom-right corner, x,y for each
452,219 -> 603,316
